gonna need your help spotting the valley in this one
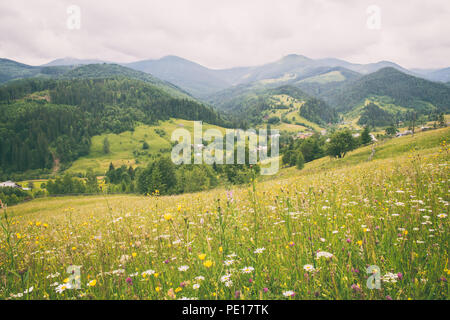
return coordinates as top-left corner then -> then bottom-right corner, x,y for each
0,53 -> 449,301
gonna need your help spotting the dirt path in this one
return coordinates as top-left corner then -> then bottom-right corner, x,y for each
52,157 -> 60,174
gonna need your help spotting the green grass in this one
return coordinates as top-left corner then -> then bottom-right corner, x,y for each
263,94 -> 324,132
341,96 -> 439,131
66,119 -> 227,175
1,126 -> 448,300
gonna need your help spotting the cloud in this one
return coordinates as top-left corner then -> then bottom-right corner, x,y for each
0,0 -> 449,69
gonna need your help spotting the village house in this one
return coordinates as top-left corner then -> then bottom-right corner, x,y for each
396,130 -> 413,137
0,180 -> 22,189
295,132 -> 314,140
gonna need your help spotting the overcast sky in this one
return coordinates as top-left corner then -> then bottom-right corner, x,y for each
1,0 -> 449,69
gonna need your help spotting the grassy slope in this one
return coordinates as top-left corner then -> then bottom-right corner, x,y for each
3,126 -> 448,300
261,126 -> 450,181
13,127 -> 450,216
297,70 -> 346,84
263,94 -> 324,132
66,119 -> 227,175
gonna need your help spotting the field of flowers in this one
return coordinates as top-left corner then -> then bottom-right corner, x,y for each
1,128 -> 449,300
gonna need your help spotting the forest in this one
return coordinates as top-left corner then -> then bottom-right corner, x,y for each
0,77 -> 230,175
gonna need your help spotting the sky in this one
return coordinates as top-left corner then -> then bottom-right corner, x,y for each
0,0 -> 449,70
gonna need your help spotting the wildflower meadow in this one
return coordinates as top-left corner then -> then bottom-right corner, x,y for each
1,128 -> 449,300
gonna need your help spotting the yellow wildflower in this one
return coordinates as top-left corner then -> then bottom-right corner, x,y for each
198,253 -> 206,260
203,260 -> 213,268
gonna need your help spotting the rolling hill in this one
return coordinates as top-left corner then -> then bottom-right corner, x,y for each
206,83 -> 331,132
7,55 -> 449,104
0,76 -> 228,174
411,67 -> 450,83
0,58 -> 73,84
42,57 -> 110,66
66,119 -> 228,175
58,63 -> 194,100
125,54 -> 432,98
319,67 -> 450,114
126,55 -> 231,98
0,60 -> 195,100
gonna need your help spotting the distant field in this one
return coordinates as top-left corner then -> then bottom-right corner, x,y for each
341,96 -> 442,132
1,127 -> 448,300
264,94 -> 324,132
297,70 -> 346,84
66,119 -> 227,175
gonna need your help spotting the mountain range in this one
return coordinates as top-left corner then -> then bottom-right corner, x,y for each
34,54 -> 450,97
1,53 -> 449,176
1,54 -> 450,125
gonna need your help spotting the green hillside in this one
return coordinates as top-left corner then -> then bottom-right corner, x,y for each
0,58 -> 73,83
0,59 -> 196,101
3,126 -> 449,300
322,67 -> 450,114
66,119 -> 227,175
59,63 -> 194,100
0,77 -> 228,175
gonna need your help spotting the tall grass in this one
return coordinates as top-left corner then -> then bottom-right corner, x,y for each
0,129 -> 448,300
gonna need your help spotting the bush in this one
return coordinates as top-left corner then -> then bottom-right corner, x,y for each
326,129 -> 358,158
296,151 -> 305,170
267,116 -> 280,124
0,187 -> 31,206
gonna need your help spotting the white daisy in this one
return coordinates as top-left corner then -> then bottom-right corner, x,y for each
303,264 -> 315,272
283,290 -> 295,297
178,265 -> 189,272
241,266 -> 255,273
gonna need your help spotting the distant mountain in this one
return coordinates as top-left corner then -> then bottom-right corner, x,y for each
299,97 -> 338,125
320,67 -> 450,113
412,67 -> 450,83
11,54 -> 447,99
0,58 -> 72,83
126,54 -> 424,98
294,67 -> 361,97
0,76 -> 228,173
0,59 -> 194,100
207,64 -> 359,117
357,103 -> 393,127
59,63 -> 194,100
4,55 -> 450,110
126,55 -> 230,98
42,57 -> 109,66
208,84 -> 310,124
316,58 -> 411,75
229,54 -> 317,84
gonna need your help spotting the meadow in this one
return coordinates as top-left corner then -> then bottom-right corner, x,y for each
0,128 -> 449,300
66,119 -> 227,175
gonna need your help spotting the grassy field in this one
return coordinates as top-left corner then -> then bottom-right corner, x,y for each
0,127 -> 448,300
66,119 -> 227,175
297,70 -> 346,84
264,94 -> 324,132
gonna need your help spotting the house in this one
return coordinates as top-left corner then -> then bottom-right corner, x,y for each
0,180 -> 22,188
396,130 -> 413,137
295,132 -> 313,140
